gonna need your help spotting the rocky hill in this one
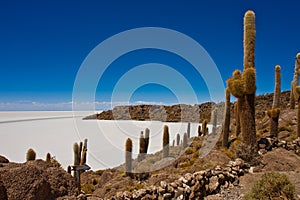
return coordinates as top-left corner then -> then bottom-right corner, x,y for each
0,158 -> 80,200
84,91 -> 291,123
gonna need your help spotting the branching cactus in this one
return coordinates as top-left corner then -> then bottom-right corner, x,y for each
144,128 -> 150,154
222,88 -> 231,147
26,148 -> 36,161
183,132 -> 188,148
162,125 -> 169,158
176,133 -> 180,146
227,10 -> 256,147
125,138 -> 133,177
290,53 -> 300,109
187,122 -> 191,138
138,131 -> 145,162
267,65 -> 281,138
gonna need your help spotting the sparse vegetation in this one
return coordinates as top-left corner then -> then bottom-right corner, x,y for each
244,172 -> 296,200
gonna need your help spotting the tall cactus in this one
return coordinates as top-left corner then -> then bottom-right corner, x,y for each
46,152 -> 51,163
73,143 -> 79,179
294,86 -> 300,137
234,101 -> 241,137
267,65 -> 281,138
198,125 -> 202,137
222,88 -> 231,147
202,119 -> 208,136
290,53 -> 300,109
187,122 -> 191,138
125,138 -> 132,177
227,10 -> 256,147
144,128 -> 150,153
176,133 -> 180,146
211,108 -> 218,135
138,131 -> 145,162
183,132 -> 188,148
162,125 -> 169,158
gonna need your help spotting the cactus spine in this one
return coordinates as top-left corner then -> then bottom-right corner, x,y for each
290,53 -> 300,109
267,65 -> 281,138
144,128 -> 150,153
138,131 -> 145,162
162,125 -> 169,158
183,132 -> 188,148
176,133 -> 180,146
187,122 -> 191,138
125,138 -> 132,177
26,148 -> 36,161
222,88 -> 231,147
227,10 -> 256,147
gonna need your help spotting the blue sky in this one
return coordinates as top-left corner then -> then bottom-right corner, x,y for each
0,0 -> 299,111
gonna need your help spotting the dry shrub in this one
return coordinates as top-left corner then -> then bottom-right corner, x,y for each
244,172 -> 296,200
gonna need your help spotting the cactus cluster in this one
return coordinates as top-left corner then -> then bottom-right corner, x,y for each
72,139 -> 88,183
227,10 -> 257,147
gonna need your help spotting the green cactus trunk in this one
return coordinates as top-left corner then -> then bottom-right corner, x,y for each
222,88 -> 230,147
162,125 -> 169,158
125,138 -> 133,177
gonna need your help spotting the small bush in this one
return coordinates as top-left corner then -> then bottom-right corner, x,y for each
81,183 -> 95,194
279,125 -> 293,132
235,143 -> 261,166
185,147 -> 194,155
244,172 -> 296,200
26,148 -> 36,161
220,147 -> 235,159
126,183 -> 144,192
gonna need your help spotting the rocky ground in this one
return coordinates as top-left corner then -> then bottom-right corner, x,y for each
1,90 -> 300,199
